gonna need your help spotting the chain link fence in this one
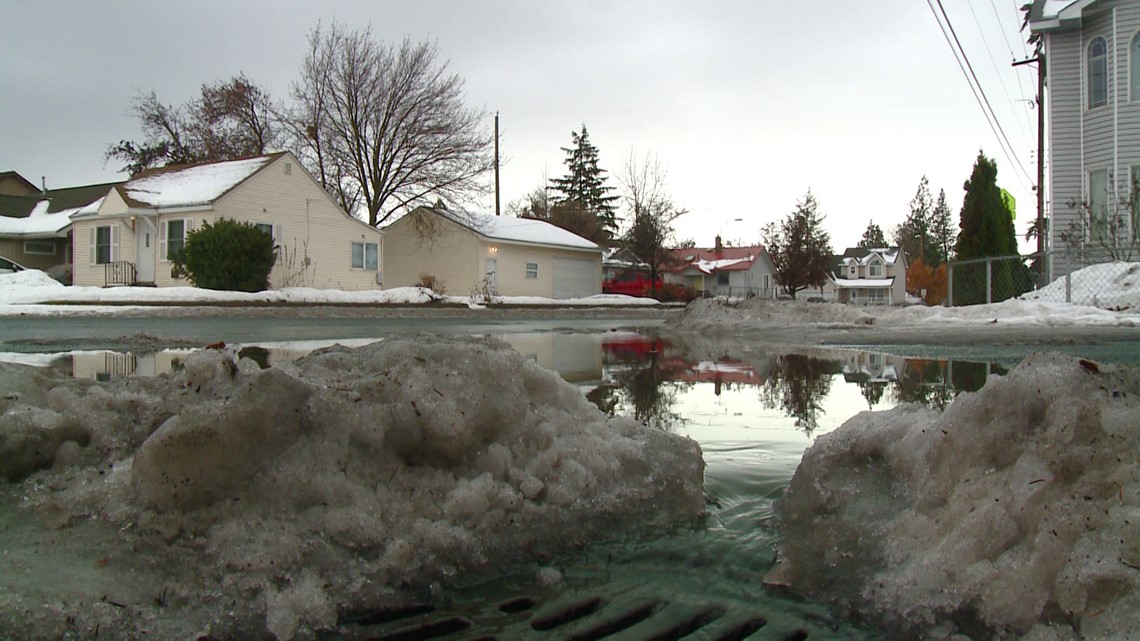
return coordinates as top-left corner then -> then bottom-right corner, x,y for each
947,245 -> 1140,308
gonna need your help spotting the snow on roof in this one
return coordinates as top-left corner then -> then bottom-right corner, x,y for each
1040,0 -> 1079,19
841,247 -> 901,266
693,256 -> 754,274
123,155 -> 276,208
0,197 -> 103,236
667,245 -> 763,273
438,209 -> 599,250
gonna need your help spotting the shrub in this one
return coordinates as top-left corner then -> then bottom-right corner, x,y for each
170,219 -> 276,292
654,283 -> 699,303
417,273 -> 447,295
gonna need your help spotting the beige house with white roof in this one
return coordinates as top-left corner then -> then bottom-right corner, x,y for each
71,152 -> 384,290
382,206 -> 603,298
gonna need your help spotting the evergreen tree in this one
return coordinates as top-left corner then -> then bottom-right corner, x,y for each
895,176 -> 936,265
930,188 -> 955,265
954,152 -> 1019,304
549,125 -> 620,240
858,220 -> 887,249
762,190 -> 834,299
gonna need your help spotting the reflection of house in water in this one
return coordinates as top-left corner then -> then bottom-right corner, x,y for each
493,333 -> 604,384
841,352 -> 905,384
666,358 -> 767,396
70,350 -> 192,380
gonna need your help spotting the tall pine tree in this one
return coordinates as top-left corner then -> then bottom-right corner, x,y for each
858,220 -> 887,248
930,188 -> 955,265
762,190 -> 834,298
549,125 -> 620,242
895,176 -> 936,265
955,152 -> 1019,304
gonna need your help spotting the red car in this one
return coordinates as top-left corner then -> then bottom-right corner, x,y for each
603,272 -> 662,297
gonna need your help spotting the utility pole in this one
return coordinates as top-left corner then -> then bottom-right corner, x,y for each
1014,49 -> 1045,271
494,112 -> 501,216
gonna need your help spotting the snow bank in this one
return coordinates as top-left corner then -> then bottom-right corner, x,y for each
666,298 -> 875,332
0,269 -> 63,290
1021,261 -> 1140,311
0,336 -> 704,639
773,353 -> 1140,639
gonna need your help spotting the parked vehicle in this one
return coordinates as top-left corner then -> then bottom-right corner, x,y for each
603,272 -> 662,297
0,256 -> 26,275
46,263 -> 73,285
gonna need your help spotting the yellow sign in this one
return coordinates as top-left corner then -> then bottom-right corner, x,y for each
1000,188 -> 1016,221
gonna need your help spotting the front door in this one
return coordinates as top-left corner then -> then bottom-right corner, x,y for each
484,258 -> 497,294
136,221 -> 155,283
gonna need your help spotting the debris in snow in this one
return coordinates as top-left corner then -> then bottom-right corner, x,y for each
773,352 -> 1140,639
0,336 -> 704,640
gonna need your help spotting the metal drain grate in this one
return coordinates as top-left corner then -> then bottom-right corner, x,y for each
331,585 -> 826,641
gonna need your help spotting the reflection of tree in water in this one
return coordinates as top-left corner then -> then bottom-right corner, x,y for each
859,380 -> 888,408
587,352 -> 685,430
894,359 -> 955,410
759,354 -> 839,433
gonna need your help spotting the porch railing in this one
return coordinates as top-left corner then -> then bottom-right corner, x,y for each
104,261 -> 137,287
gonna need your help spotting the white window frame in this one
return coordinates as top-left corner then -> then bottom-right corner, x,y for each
24,240 -> 56,255
254,222 -> 283,263
159,218 -> 191,263
1088,36 -> 1108,110
1132,33 -> 1140,102
525,261 -> 539,279
351,241 -> 379,270
868,260 -> 883,277
89,224 -> 118,265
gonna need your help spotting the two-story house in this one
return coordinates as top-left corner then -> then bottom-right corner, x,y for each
829,247 -> 908,305
1029,0 -> 1140,276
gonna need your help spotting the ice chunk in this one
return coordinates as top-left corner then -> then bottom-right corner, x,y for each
0,335 -> 704,640
775,352 -> 1140,639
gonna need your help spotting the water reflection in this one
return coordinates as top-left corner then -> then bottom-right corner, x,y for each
1,332 -> 1007,431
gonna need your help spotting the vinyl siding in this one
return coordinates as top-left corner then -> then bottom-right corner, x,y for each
1046,0 -> 1140,271
0,238 -> 68,270
73,189 -> 131,287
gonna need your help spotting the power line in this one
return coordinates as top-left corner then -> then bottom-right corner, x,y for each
966,0 -> 1035,146
927,0 -> 1034,192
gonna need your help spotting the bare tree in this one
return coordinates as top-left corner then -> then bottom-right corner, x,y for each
618,150 -> 687,293
1060,172 -> 1140,262
105,75 -> 280,176
289,23 -> 494,226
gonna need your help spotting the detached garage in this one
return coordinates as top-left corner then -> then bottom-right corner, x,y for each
382,207 -> 603,299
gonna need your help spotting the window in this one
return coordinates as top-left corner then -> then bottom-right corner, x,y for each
716,272 -> 730,286
1132,34 -> 1140,101
160,218 -> 189,262
868,260 -> 883,277
848,265 -> 856,276
24,240 -> 56,255
352,241 -> 378,270
90,224 -> 116,265
1089,169 -> 1109,242
525,261 -> 538,279
1089,37 -> 1108,109
284,162 -> 293,175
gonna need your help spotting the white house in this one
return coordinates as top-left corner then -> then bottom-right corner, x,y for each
830,247 -> 908,305
664,237 -> 778,298
382,206 -> 603,298
71,152 -> 384,290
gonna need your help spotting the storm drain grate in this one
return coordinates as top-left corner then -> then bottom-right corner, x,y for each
331,587 -> 822,641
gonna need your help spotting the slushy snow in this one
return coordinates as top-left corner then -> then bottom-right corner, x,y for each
0,335 -> 704,640
773,352 -> 1140,640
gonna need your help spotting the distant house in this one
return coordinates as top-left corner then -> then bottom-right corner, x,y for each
664,236 -> 777,298
1028,0 -> 1140,275
1,171 -> 118,272
382,206 -> 603,298
71,152 -> 384,290
830,247 -> 908,305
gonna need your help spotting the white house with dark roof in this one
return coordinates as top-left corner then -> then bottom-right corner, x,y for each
71,152 -> 384,289
830,246 -> 908,305
381,206 -> 603,298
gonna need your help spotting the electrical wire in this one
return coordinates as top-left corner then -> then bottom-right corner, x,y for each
968,0 -> 1036,140
927,0 -> 1035,192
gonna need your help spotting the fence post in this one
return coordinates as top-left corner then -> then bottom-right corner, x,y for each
1064,250 -> 1072,303
947,261 -> 954,307
986,257 -> 993,304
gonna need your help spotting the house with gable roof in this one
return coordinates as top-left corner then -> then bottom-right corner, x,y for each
663,236 -> 778,298
1,171 -> 119,274
381,206 -> 603,298
829,246 -> 908,305
71,152 -> 384,289
1028,0 -> 1140,275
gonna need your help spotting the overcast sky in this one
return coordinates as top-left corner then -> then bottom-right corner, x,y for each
1,0 -> 1040,251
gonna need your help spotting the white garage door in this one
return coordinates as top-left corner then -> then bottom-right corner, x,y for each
552,257 -> 598,299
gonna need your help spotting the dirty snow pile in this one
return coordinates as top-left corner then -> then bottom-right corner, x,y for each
1020,261 -> 1140,311
774,353 -> 1140,640
0,336 -> 704,640
666,298 -> 875,332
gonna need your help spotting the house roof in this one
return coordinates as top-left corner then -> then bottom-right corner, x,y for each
421,207 -> 601,251
832,277 -> 895,289
0,196 -> 104,237
666,245 -> 766,274
837,246 -> 902,266
116,152 -> 285,209
0,171 -> 39,196
603,247 -> 648,268
1029,0 -> 1097,31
